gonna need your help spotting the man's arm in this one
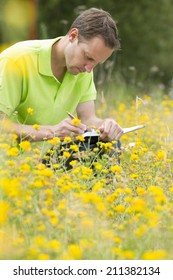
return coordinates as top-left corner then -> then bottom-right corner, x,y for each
0,112 -> 86,142
76,100 -> 123,141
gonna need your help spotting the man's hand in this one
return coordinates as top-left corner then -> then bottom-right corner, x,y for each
98,118 -> 123,142
52,118 -> 86,139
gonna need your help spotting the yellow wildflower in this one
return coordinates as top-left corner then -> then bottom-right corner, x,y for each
76,135 -> 85,142
142,250 -> 167,260
71,118 -> 81,126
137,187 -> 146,196
47,137 -> 60,145
19,140 -> 31,151
48,239 -> 61,251
20,163 -> 31,173
33,124 -> 40,130
38,254 -> 49,260
27,107 -> 33,115
63,151 -> 71,158
114,204 -> 125,214
110,165 -> 122,173
63,136 -> 72,143
68,244 -> 82,259
0,201 -> 10,226
156,150 -> 165,160
70,144 -> 79,152
7,147 -> 19,156
130,153 -> 139,161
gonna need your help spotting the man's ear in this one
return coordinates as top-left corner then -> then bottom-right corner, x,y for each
68,28 -> 79,42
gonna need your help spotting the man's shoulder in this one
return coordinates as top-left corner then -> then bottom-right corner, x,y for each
0,38 -> 59,60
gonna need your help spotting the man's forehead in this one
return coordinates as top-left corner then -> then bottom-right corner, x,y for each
82,37 -> 113,63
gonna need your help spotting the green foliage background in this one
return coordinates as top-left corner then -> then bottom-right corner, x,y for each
0,0 -> 173,88
38,0 -> 173,88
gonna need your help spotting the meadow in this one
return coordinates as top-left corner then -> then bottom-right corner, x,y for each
0,86 -> 173,260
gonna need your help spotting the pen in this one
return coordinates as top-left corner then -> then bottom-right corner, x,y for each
67,111 -> 75,119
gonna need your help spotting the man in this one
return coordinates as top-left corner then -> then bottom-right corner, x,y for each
0,8 -> 123,144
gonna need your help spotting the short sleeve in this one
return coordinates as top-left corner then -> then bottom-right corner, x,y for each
0,57 -> 22,116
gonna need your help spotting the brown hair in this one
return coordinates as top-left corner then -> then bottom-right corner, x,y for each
69,8 -> 120,50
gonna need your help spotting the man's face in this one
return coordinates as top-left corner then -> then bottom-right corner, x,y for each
64,29 -> 114,75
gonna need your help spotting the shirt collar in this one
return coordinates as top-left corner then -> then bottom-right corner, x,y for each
39,37 -> 63,76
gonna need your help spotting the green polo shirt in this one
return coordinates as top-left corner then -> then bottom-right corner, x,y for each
0,37 -> 97,125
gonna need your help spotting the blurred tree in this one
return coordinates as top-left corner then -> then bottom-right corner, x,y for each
38,0 -> 173,88
1,0 -> 172,88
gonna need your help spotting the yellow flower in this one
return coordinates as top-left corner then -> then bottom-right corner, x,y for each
71,118 -> 81,126
110,165 -> 122,173
7,147 -> 19,156
121,250 -> 135,260
118,103 -> 126,112
27,107 -> 33,115
33,124 -> 40,130
70,144 -> 79,152
63,151 -> 71,158
20,163 -> 31,173
0,201 -> 10,226
19,140 -> 31,151
134,225 -> 147,237
38,253 -> 49,260
137,187 -> 146,196
63,136 -> 72,143
99,142 -> 113,151
47,137 -> 60,145
114,204 -> 125,214
48,239 -> 61,251
142,250 -> 167,260
68,244 -> 82,259
130,173 -> 138,179
156,150 -> 165,160
76,135 -> 85,142
1,178 -> 22,198
130,153 -> 139,161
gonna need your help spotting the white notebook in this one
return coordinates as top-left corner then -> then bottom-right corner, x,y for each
83,125 -> 144,137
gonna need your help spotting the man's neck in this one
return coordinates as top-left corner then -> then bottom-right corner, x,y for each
51,38 -> 67,82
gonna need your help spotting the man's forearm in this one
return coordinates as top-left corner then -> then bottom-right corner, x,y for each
1,116 -> 54,142
11,123 -> 55,142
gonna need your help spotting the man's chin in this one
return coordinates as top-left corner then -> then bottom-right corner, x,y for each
69,67 -> 83,75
